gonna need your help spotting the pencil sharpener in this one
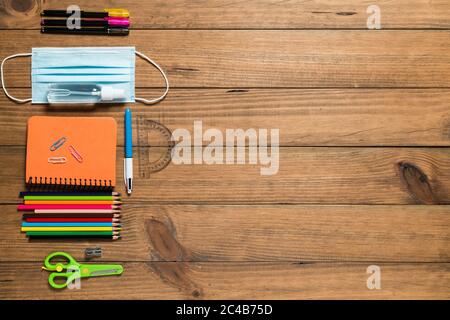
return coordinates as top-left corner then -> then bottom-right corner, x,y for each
85,247 -> 102,258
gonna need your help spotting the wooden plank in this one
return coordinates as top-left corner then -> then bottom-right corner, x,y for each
0,262 -> 448,299
2,30 -> 450,88
1,146 -> 449,204
1,89 -> 450,147
1,204 -> 449,262
1,0 -> 450,29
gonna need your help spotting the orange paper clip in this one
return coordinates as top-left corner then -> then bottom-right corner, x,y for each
68,145 -> 83,163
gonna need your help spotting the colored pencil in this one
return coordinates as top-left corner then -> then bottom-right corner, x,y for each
19,188 -> 123,240
24,200 -> 121,205
25,217 -> 118,222
19,192 -> 120,197
22,222 -> 120,227
34,209 -> 120,214
23,196 -> 120,201
26,231 -> 120,239
27,231 -> 119,236
22,213 -> 120,218
21,226 -> 120,232
18,204 -> 120,210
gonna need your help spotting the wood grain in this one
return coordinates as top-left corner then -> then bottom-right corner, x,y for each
1,204 -> 449,262
0,262 -> 448,299
1,89 -> 449,147
1,0 -> 450,29
0,146 -> 449,204
2,30 -> 450,88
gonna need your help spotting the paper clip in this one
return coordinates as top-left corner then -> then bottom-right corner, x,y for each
50,136 -> 67,151
68,145 -> 83,163
48,156 -> 67,164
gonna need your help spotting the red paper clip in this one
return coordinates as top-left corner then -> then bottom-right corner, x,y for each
68,145 -> 83,163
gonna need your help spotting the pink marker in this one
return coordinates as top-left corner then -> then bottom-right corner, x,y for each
40,18 -> 130,28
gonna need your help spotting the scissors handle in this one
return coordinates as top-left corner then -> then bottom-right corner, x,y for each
44,251 -> 79,271
48,271 -> 80,289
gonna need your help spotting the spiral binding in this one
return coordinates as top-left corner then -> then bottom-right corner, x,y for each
26,176 -> 113,190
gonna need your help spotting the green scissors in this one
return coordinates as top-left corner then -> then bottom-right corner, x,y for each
42,252 -> 124,289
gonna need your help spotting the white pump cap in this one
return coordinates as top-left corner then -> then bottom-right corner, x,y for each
100,86 -> 126,101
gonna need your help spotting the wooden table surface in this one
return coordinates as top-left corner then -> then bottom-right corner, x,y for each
0,0 -> 449,299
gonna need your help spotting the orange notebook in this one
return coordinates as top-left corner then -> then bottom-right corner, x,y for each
26,116 -> 117,187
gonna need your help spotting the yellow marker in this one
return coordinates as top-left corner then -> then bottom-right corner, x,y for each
105,8 -> 130,18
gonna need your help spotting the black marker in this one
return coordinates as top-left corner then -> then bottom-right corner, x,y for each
41,10 -> 107,18
41,26 -> 129,36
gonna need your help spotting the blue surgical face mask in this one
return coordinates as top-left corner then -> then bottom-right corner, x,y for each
1,47 -> 169,104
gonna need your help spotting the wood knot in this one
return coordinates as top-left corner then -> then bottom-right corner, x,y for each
3,0 -> 39,16
398,162 -> 436,204
146,218 -> 203,298
146,218 -> 190,261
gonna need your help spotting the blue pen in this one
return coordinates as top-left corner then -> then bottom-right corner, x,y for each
124,108 -> 133,194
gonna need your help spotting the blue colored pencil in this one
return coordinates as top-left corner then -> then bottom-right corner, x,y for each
21,222 -> 119,227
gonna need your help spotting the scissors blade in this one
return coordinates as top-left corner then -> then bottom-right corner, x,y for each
80,264 -> 124,277
90,268 -> 122,276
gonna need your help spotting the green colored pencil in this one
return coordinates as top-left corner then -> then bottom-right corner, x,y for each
26,231 -> 120,239
24,196 -> 119,201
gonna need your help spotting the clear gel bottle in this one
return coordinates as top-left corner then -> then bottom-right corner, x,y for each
47,83 -> 125,103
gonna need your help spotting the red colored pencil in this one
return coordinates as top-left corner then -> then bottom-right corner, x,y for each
25,217 -> 117,223
18,204 -> 120,211
22,213 -> 120,219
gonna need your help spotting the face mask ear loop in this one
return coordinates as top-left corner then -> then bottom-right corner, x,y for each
1,53 -> 32,103
135,50 -> 169,104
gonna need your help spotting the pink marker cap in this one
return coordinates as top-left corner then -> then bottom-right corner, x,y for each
106,17 -> 130,27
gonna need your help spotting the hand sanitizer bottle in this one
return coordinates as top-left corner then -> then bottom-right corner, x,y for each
47,83 -> 125,103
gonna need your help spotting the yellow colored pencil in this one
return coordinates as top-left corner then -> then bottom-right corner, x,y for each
21,226 -> 121,232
